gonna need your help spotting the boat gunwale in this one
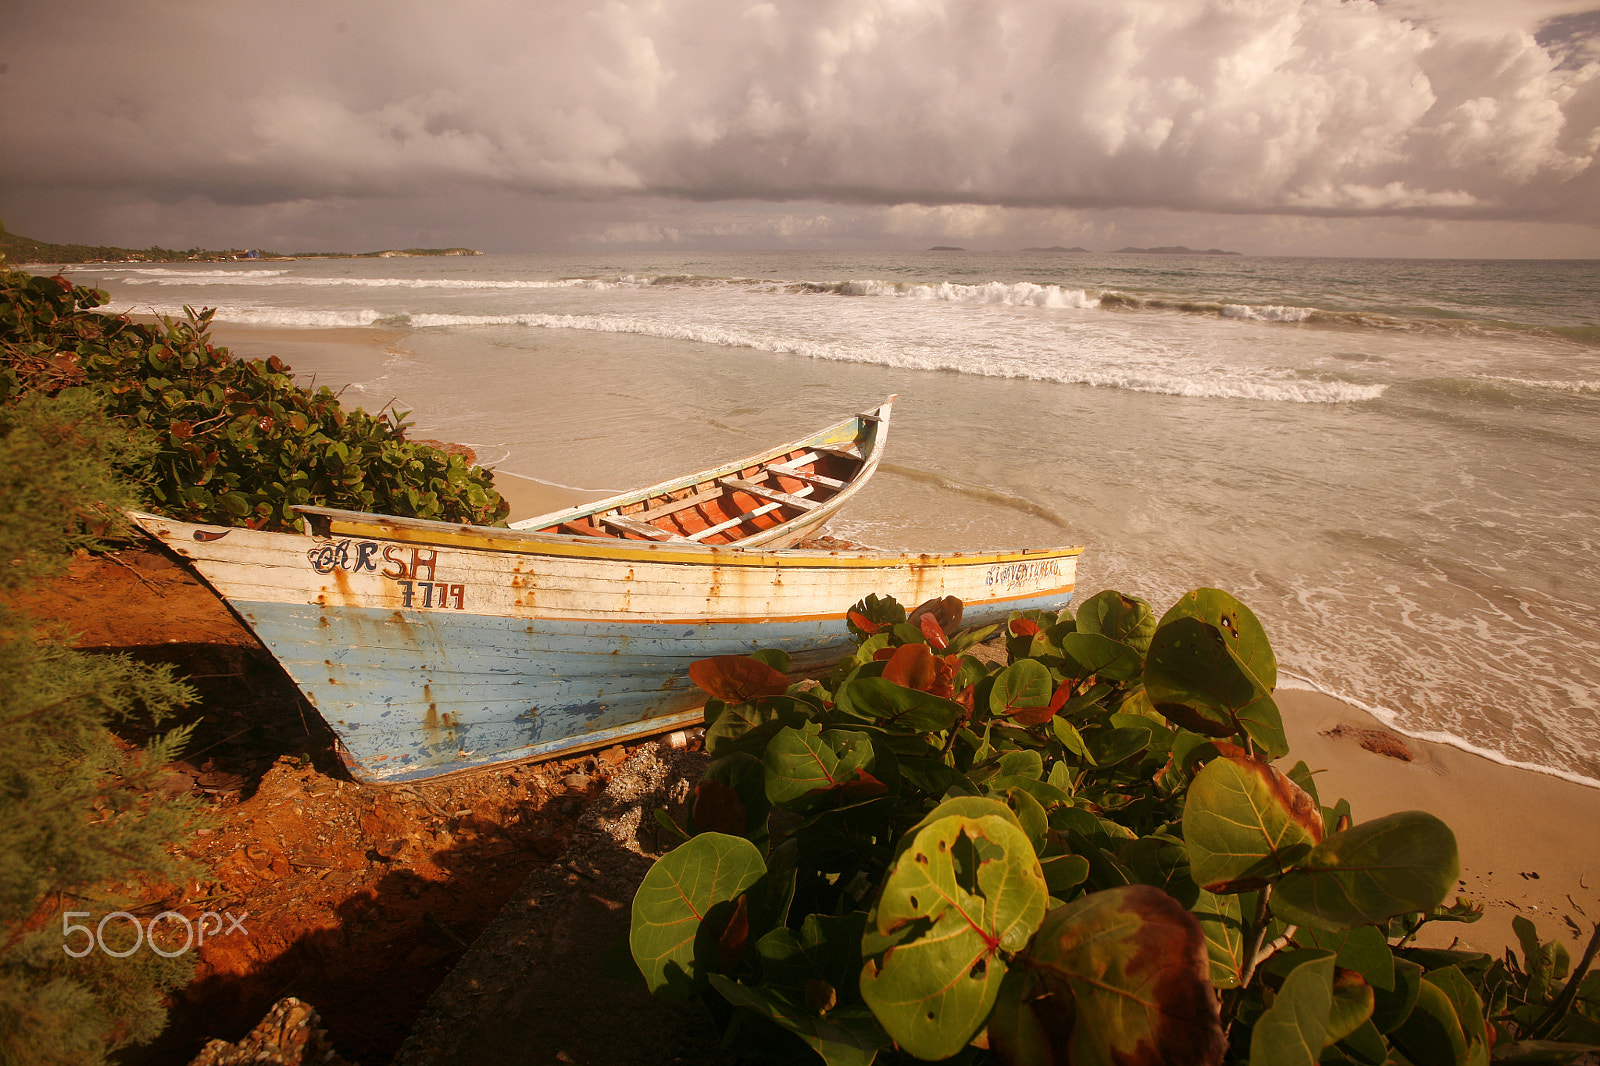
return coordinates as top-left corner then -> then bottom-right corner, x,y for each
269,506 -> 1085,569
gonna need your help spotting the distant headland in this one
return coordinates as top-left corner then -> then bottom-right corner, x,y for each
1112,245 -> 1241,255
926,245 -> 966,251
1021,245 -> 1092,253
0,224 -> 480,265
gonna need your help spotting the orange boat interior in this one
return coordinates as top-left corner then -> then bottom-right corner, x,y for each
532,442 -> 864,544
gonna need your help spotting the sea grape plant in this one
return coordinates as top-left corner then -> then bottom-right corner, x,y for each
630,588 -> 1600,1065
0,267 -> 508,531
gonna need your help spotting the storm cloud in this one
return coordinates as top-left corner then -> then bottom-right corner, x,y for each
2,0 -> 1598,251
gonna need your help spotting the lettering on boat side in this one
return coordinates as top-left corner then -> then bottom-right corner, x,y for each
306,540 -> 468,609
395,581 -> 465,610
984,558 -> 1063,589
308,540 -> 439,579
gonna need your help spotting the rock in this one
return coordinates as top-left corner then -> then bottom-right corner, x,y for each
1322,723 -> 1414,761
187,996 -> 356,1065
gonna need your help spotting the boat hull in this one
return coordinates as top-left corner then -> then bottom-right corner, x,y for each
130,510 -> 1082,783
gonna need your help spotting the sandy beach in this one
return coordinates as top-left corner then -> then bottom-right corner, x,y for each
1280,688 -> 1600,955
202,320 -> 1600,960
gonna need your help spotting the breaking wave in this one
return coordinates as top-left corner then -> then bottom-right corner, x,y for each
404,310 -> 1386,404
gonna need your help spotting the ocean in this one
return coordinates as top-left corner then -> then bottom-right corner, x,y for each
55,250 -> 1600,787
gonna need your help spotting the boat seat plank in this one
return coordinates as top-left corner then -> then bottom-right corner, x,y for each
596,512 -> 692,541
683,500 -> 786,541
719,477 -> 820,511
766,462 -> 847,491
628,486 -> 727,524
811,443 -> 864,460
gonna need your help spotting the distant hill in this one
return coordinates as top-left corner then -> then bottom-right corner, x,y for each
1113,245 -> 1241,255
0,224 -> 479,265
926,245 -> 966,251
1021,245 -> 1091,253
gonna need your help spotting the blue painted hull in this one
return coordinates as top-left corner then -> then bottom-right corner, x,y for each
237,593 -> 1070,782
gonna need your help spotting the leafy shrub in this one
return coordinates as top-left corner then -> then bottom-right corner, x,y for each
0,267 -> 508,532
0,391 -> 201,1065
630,589 -> 1600,1065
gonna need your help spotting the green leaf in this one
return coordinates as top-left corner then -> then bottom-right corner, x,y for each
1075,590 -> 1158,655
835,676 -> 965,734
1390,974 -> 1471,1066
1040,854 -> 1091,895
1183,755 -> 1324,893
1192,889 -> 1246,989
709,975 -> 887,1066
1144,615 -> 1287,757
1271,812 -> 1460,932
1296,925 -> 1395,991
1059,632 -> 1145,682
1328,968 -> 1378,1046
1250,951 -> 1334,1066
763,723 -> 878,806
990,659 -> 1054,720
629,833 -> 765,999
859,798 -> 1048,1060
1158,588 -> 1277,689
1371,958 -> 1423,1034
703,696 -> 804,758
1004,885 -> 1225,1066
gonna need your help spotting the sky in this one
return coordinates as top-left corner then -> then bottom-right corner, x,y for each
2,0 -> 1598,258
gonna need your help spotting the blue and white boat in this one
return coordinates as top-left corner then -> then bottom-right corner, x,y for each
127,423 -> 1083,782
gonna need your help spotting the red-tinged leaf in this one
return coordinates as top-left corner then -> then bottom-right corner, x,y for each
1010,617 -> 1041,637
910,594 -> 964,631
883,643 -> 938,691
1012,885 -> 1225,1066
873,647 -> 896,661
1011,700 -> 1059,728
917,612 -> 950,649
1049,682 -> 1073,713
717,893 -> 750,971
689,655 -> 790,702
692,779 -> 747,837
848,610 -> 883,634
1184,755 -> 1325,894
955,684 -> 977,715
834,768 -> 889,800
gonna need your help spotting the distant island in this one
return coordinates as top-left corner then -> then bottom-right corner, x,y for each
1021,245 -> 1091,253
1113,245 -> 1241,255
926,245 -> 966,251
0,223 -> 480,265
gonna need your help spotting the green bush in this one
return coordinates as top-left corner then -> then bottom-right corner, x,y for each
0,266 -> 508,532
0,391 -> 200,1066
630,590 -> 1600,1065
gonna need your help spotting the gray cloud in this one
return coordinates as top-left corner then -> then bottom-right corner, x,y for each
2,0 -> 1598,250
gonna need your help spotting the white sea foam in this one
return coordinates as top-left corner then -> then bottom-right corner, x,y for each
102,301 -> 386,328
1474,374 -> 1600,394
61,266 -> 292,278
110,273 -> 620,291
1279,675 -> 1600,790
836,278 -> 1098,308
407,310 -> 1385,403
1221,303 -> 1317,322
